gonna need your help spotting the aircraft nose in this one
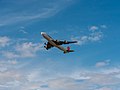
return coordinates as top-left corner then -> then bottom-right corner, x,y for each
41,32 -> 46,35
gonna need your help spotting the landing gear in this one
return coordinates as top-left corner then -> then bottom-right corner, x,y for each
63,51 -> 67,54
44,46 -> 46,48
56,40 -> 59,42
64,40 -> 68,44
64,40 -> 67,43
44,46 -> 48,50
44,43 -> 47,45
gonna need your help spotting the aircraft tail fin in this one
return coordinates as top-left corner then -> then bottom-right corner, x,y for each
64,46 -> 74,53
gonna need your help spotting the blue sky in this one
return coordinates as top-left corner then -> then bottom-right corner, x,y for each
0,0 -> 120,90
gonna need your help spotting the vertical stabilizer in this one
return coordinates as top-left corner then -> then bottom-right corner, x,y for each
63,46 -> 74,53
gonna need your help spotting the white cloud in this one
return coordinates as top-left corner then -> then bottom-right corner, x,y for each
95,59 -> 110,67
71,32 -> 103,45
0,60 -> 29,89
0,36 -> 10,47
71,25 -> 107,45
0,67 -> 7,72
100,25 -> 107,29
96,87 -> 112,90
96,62 -> 108,67
2,42 -> 43,59
89,26 -> 99,31
46,71 -> 120,90
24,68 -> 120,90
27,71 -> 41,82
0,59 -> 18,72
0,70 -> 22,82
89,25 -> 107,31
71,36 -> 88,45
8,60 -> 18,65
48,77 -> 79,90
89,31 -> 103,41
0,64 -> 120,90
2,51 -> 19,59
101,67 -> 120,78
15,42 -> 43,58
19,30 -> 28,34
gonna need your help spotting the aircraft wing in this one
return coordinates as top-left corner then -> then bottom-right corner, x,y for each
63,41 -> 77,44
57,40 -> 77,45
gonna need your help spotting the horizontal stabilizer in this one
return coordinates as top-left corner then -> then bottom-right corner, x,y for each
63,50 -> 74,54
67,50 -> 74,52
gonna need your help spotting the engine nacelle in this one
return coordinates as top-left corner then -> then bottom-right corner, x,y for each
44,43 -> 47,45
55,40 -> 59,42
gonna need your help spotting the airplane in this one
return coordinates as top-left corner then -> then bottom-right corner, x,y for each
41,32 -> 77,54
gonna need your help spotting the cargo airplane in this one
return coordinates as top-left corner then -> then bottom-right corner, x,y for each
41,32 -> 77,54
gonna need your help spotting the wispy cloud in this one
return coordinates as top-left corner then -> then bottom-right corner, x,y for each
89,25 -> 107,31
71,31 -> 103,45
0,36 -> 10,47
0,60 -> 120,90
96,87 -> 112,90
89,26 -> 99,32
16,42 -> 43,58
95,59 -> 110,67
71,25 -> 107,45
2,51 -> 19,59
2,42 -> 43,58
46,70 -> 120,90
0,59 -> 18,72
19,30 -> 28,34
19,26 -> 28,34
100,25 -> 107,29
0,0 -> 75,26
